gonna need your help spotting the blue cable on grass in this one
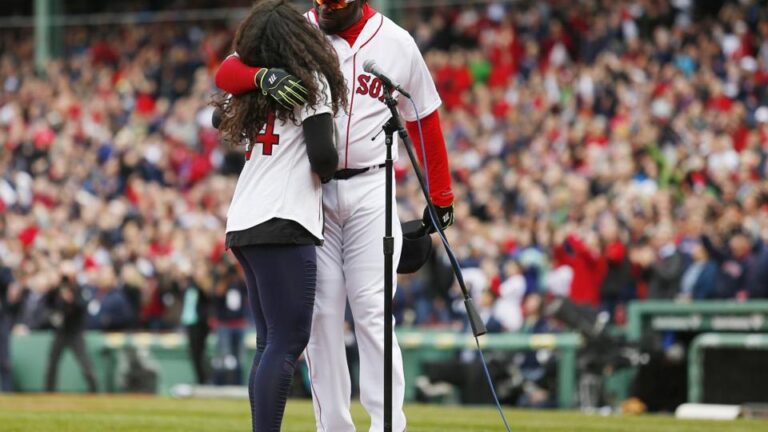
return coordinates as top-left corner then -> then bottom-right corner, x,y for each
408,97 -> 513,432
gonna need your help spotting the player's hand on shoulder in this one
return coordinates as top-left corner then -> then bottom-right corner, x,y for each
422,202 -> 454,233
255,68 -> 309,109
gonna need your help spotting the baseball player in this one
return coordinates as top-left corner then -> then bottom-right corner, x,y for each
216,1 -> 455,431
215,1 -> 348,430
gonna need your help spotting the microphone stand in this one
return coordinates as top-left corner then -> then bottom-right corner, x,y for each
378,84 -> 487,432
381,84 -> 397,432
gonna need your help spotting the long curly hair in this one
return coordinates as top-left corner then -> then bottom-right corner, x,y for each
215,0 -> 347,144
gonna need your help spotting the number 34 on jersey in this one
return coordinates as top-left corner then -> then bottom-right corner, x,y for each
245,112 -> 281,161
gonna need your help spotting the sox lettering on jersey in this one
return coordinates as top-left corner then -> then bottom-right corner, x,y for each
356,74 -> 386,102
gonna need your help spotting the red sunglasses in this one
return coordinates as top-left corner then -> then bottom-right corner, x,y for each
316,0 -> 356,10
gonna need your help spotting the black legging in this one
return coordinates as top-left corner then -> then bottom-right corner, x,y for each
231,244 -> 316,432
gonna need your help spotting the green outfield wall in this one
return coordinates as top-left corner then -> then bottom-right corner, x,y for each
7,300 -> 768,409
6,330 -> 582,408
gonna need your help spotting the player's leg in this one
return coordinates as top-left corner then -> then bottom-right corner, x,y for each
341,171 -> 406,432
306,182 -> 356,432
70,333 -> 98,393
232,247 -> 268,427
236,244 -> 317,432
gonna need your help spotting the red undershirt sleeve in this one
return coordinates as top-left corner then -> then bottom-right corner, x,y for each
215,55 -> 260,95
405,109 -> 454,207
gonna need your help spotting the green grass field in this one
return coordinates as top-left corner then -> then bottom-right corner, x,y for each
0,395 -> 767,432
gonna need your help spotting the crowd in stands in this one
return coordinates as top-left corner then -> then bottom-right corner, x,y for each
0,0 -> 767,341
397,0 -> 768,330
0,20 -> 247,335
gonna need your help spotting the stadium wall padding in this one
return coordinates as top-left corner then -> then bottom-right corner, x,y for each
6,330 -> 582,407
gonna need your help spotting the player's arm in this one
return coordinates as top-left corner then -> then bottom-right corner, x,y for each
215,54 -> 309,109
400,40 -> 455,231
303,113 -> 339,182
215,54 -> 260,94
300,73 -> 339,183
406,110 -> 454,231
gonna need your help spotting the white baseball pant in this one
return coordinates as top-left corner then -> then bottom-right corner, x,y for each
305,166 -> 406,432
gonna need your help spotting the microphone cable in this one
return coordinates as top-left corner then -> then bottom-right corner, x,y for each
406,96 -> 513,432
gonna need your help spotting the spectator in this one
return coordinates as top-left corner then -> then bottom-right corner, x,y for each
211,260 -> 247,385
0,258 -> 18,392
493,260 -> 526,332
472,289 -> 503,334
745,230 -> 768,299
180,264 -> 213,385
520,293 -> 552,334
44,262 -> 98,393
597,216 -> 632,319
516,230 -> 550,295
516,293 -> 557,408
118,264 -> 145,330
679,241 -> 719,301
85,266 -> 133,331
642,225 -> 685,300
553,231 -> 601,307
702,231 -> 753,299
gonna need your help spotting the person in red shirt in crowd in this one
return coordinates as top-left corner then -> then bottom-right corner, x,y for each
597,217 -> 632,323
553,229 -> 602,308
433,51 -> 473,111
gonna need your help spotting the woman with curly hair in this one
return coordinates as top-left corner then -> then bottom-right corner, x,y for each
215,0 -> 347,430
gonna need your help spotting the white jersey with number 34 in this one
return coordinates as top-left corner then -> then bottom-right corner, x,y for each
225,73 -> 333,241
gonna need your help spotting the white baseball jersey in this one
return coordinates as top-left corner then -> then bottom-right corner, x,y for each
299,10 -> 441,432
304,11 -> 442,169
225,73 -> 333,240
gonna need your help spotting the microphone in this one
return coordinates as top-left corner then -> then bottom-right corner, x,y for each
362,60 -> 411,99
